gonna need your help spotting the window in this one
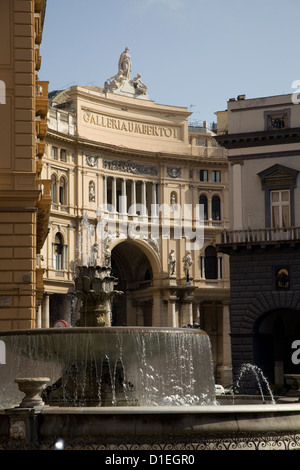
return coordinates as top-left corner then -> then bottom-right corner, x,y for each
60,149 -> 67,162
212,170 -> 221,182
200,170 -> 208,182
59,177 -> 66,205
212,195 -> 221,220
196,137 -> 207,146
53,233 -> 64,270
51,174 -> 57,203
199,195 -> 208,220
51,146 -> 58,159
258,164 -> 298,228
266,113 -> 288,130
271,190 -> 290,228
204,246 -> 218,280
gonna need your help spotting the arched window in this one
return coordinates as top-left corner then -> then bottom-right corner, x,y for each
199,194 -> 208,220
53,233 -> 64,270
204,245 -> 218,280
51,174 -> 57,203
212,195 -> 221,220
59,177 -> 66,205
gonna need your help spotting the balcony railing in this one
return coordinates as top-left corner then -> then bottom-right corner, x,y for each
221,226 -> 300,245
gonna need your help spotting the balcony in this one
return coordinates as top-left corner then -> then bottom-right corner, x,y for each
36,81 -> 49,117
219,226 -> 300,252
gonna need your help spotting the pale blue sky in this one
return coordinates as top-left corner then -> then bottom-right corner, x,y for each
39,0 -> 300,124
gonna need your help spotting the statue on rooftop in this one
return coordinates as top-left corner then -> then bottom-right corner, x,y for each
118,47 -> 132,79
104,48 -> 148,98
132,73 -> 148,95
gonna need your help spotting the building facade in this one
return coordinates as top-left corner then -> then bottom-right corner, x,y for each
0,0 -> 50,330
216,93 -> 300,388
40,50 -> 231,384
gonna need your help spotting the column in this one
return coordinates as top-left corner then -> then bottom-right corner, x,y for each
193,302 -> 201,324
152,182 -> 158,217
200,254 -> 205,279
36,305 -> 42,328
208,196 -> 212,224
167,300 -> 177,327
220,301 -> 232,385
141,181 -> 147,221
121,178 -> 127,215
181,301 -> 193,327
130,179 -> 137,215
42,294 -> 50,328
217,254 -> 223,280
112,177 -> 117,214
231,161 -> 243,230
152,291 -> 161,326
103,175 -> 107,211
136,305 -> 144,326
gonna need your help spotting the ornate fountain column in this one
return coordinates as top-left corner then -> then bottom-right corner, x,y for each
74,265 -> 117,327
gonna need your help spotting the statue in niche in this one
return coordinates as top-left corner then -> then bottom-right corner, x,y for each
182,250 -> 193,282
168,249 -> 176,276
276,268 -> 290,289
171,193 -> 177,212
132,74 -> 148,95
118,47 -> 132,79
89,181 -> 95,202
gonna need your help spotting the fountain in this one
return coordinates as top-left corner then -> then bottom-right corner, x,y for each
0,210 -> 216,410
1,211 -> 300,449
234,363 -> 276,404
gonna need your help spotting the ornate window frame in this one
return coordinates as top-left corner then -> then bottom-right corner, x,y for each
258,164 -> 298,227
264,108 -> 291,131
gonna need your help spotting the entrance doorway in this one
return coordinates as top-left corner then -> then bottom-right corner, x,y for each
254,308 -> 300,386
111,241 -> 154,326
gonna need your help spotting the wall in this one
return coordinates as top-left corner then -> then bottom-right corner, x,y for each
0,0 -> 49,330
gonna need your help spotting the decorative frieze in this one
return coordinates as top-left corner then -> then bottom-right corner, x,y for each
103,159 -> 158,176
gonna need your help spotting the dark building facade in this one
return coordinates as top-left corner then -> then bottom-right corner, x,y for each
216,94 -> 300,389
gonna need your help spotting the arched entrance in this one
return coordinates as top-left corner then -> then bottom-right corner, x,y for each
110,240 -> 160,326
254,308 -> 300,385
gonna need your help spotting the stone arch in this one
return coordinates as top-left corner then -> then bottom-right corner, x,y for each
109,238 -> 161,326
110,237 -> 161,279
246,290 -> 300,330
244,291 -> 300,385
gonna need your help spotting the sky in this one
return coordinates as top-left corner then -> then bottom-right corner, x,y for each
39,0 -> 300,125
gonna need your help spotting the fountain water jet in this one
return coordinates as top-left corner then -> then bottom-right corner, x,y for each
234,363 -> 276,405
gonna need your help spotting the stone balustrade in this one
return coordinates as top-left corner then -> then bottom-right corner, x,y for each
221,226 -> 300,245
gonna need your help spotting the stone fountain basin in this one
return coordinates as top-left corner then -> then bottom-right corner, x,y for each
0,327 -> 216,408
20,402 -> 300,450
0,326 -> 209,362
